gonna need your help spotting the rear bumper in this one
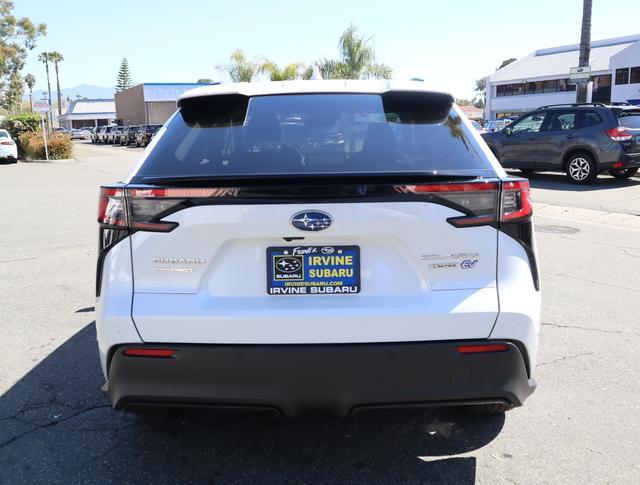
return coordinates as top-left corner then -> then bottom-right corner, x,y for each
599,152 -> 640,170
106,341 -> 535,417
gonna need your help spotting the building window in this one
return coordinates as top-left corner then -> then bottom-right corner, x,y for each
615,68 -> 630,85
543,80 -> 557,93
631,67 -> 640,84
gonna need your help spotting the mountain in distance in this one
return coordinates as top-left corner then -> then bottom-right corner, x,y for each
27,84 -> 116,102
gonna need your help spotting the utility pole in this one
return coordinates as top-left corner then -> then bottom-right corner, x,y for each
576,0 -> 592,103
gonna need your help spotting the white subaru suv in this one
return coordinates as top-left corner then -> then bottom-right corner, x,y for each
96,80 -> 540,417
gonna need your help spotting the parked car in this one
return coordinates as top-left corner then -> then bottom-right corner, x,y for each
93,126 -> 105,143
85,127 -> 96,141
100,125 -> 116,143
135,124 -> 162,147
0,129 -> 18,163
108,126 -> 124,144
96,81 -> 540,417
120,125 -> 140,146
485,119 -> 511,133
69,128 -> 85,140
482,102 -> 640,184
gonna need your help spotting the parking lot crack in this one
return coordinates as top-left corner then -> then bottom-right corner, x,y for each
543,271 -> 640,293
542,322 -> 640,337
0,404 -> 111,449
538,352 -> 595,367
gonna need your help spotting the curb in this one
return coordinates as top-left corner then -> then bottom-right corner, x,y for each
534,203 -> 640,231
19,158 -> 76,164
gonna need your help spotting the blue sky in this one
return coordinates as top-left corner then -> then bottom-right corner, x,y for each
14,0 -> 640,98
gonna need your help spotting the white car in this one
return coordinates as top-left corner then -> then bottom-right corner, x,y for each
96,80 -> 540,417
0,129 -> 18,162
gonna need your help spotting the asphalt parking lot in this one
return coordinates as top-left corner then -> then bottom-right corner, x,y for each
1,141 -> 639,484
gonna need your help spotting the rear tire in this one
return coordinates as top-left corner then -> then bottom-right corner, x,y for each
566,152 -> 597,184
610,167 -> 638,179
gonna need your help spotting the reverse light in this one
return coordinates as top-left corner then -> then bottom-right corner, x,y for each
457,344 -> 509,354
123,348 -> 176,358
605,127 -> 633,142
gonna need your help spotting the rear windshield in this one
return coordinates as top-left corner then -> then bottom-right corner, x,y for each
618,110 -> 640,129
133,93 -> 495,181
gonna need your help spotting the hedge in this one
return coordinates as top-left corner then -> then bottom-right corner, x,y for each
18,131 -> 73,160
1,114 -> 45,155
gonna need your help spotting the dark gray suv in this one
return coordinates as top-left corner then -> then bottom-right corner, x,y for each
482,103 -> 640,184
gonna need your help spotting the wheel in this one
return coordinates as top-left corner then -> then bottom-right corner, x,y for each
566,152 -> 597,184
471,403 -> 513,414
610,167 -> 638,179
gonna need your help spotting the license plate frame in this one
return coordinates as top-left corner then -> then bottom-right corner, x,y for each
266,245 -> 360,295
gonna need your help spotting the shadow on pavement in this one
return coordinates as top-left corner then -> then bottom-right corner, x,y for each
0,323 -> 505,484
508,169 -> 640,192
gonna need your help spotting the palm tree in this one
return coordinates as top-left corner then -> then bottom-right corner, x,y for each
216,49 -> 263,82
260,61 -> 306,81
576,0 -> 592,103
37,52 -> 53,125
49,52 -> 64,116
24,74 -> 36,113
317,25 -> 392,80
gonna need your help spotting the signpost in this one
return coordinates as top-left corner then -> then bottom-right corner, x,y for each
33,101 -> 50,161
569,66 -> 591,84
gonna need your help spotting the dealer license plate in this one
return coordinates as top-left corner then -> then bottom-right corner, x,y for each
266,245 -> 360,295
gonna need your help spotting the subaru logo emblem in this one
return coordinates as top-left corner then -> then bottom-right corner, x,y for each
291,211 -> 333,231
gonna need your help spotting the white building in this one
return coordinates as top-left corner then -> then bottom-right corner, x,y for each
485,34 -> 640,120
58,99 -> 116,129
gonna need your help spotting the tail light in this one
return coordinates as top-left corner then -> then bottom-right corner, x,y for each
606,127 -> 633,142
500,180 -> 532,222
398,179 -> 532,227
397,181 -> 500,227
0,140 -> 14,145
123,348 -> 175,358
98,186 -> 235,233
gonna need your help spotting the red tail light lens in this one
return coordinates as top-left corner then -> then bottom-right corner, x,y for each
0,140 -> 14,145
605,127 -> 633,142
123,348 -> 175,358
501,180 -> 532,222
97,187 -> 126,227
98,186 -> 236,232
457,344 -> 509,354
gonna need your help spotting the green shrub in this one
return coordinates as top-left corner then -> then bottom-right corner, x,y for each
18,131 -> 73,160
1,114 -> 44,154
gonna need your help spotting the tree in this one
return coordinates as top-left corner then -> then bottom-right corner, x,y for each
576,0 -> 592,103
37,52 -> 52,123
24,73 -> 35,113
216,49 -> 262,82
0,1 -> 46,112
49,51 -> 63,116
316,24 -> 392,80
116,58 -> 133,92
473,78 -> 486,108
197,78 -> 213,84
260,61 -> 307,81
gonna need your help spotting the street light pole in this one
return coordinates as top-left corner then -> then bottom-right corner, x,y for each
576,0 -> 592,103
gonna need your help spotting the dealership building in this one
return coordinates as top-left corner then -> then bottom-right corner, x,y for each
484,34 -> 640,120
115,83 -> 207,125
58,99 -> 116,129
